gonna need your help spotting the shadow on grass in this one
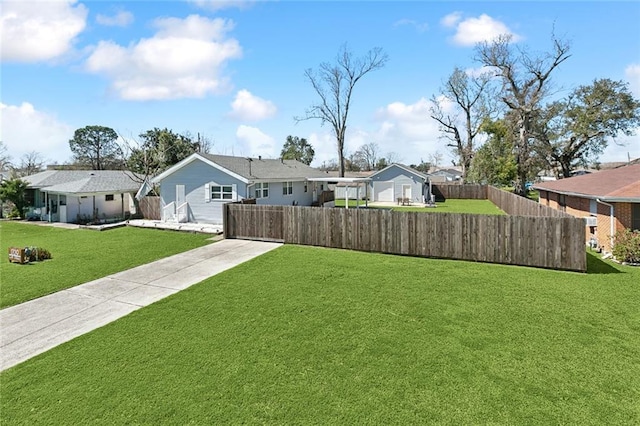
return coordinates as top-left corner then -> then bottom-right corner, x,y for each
586,251 -> 623,274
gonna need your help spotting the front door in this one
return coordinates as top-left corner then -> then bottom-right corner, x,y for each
176,185 -> 185,206
176,185 -> 186,222
402,185 -> 411,200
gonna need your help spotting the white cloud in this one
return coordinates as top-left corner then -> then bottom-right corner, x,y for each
85,14 -> 242,100
440,12 -> 462,28
464,65 -> 497,79
625,63 -> 640,97
189,0 -> 254,11
0,102 -> 74,164
393,19 -> 428,33
307,132 -> 337,167
235,125 -> 276,158
0,0 -> 87,62
372,98 -> 452,165
96,10 -> 133,27
228,90 -> 277,121
307,98 -> 453,168
445,13 -> 520,46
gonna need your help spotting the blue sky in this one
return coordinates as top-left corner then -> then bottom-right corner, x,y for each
2,0 -> 639,169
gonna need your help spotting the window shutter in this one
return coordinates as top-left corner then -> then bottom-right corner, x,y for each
204,183 -> 210,202
232,184 -> 237,201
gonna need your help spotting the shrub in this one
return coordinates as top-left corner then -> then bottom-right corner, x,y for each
24,247 -> 53,262
7,208 -> 21,219
612,229 -> 640,264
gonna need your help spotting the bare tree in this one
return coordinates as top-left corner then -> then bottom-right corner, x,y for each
353,142 -> 380,171
184,131 -> 214,154
0,141 -> 12,171
430,67 -> 496,181
475,33 -> 571,196
17,151 -> 45,176
385,151 -> 403,165
297,45 -> 388,177
429,151 -> 444,170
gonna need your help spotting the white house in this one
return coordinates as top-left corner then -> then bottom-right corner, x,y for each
23,170 -> 141,223
368,164 -> 431,204
152,153 -> 330,225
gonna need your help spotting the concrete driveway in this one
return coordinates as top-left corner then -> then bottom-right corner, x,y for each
0,239 -> 281,372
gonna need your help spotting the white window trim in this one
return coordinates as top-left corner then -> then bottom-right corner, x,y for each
206,182 -> 237,202
283,181 -> 293,196
255,182 -> 269,199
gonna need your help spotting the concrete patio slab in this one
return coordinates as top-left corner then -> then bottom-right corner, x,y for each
0,239 -> 282,372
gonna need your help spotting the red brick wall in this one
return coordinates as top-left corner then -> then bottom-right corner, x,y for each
538,192 -> 632,252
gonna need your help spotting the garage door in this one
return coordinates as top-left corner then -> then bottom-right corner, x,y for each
374,181 -> 394,202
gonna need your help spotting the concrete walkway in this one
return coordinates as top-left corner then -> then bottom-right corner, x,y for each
0,239 -> 281,372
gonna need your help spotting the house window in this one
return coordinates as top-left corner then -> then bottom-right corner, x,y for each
632,204 -> 640,231
255,182 -> 269,198
105,194 -> 115,201
283,181 -> 293,196
211,185 -> 233,200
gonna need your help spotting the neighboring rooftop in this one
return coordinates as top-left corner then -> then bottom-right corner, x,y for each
532,163 -> 640,202
23,170 -> 142,195
198,153 -> 329,180
322,170 -> 375,179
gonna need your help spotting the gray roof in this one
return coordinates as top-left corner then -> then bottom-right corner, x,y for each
370,163 -> 430,181
432,168 -> 462,177
200,154 -> 329,180
24,170 -> 141,194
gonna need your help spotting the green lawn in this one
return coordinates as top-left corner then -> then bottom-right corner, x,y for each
2,245 -> 638,424
0,221 -> 212,308
335,198 -> 505,215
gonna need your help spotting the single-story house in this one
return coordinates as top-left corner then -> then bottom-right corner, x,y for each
532,163 -> 640,253
23,170 -> 141,224
368,163 -> 431,204
152,153 -> 331,225
430,167 -> 462,182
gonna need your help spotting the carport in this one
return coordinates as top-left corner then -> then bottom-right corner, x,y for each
307,177 -> 372,208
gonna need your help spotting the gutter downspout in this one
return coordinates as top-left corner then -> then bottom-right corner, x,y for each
247,182 -> 255,201
596,198 -> 614,251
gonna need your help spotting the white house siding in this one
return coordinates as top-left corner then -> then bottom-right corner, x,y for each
48,193 -> 131,223
369,165 -> 426,203
372,181 -> 394,202
256,180 -> 313,207
159,159 -> 247,225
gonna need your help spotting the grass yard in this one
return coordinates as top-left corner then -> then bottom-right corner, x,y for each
0,221 -> 212,308
2,245 -> 638,424
335,198 -> 505,215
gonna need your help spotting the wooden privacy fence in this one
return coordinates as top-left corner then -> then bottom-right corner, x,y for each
432,184 -> 487,200
223,204 -> 587,272
138,196 -> 160,220
487,186 -> 573,217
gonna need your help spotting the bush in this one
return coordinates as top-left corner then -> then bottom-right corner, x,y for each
7,207 -> 22,219
612,229 -> 640,264
24,247 -> 53,262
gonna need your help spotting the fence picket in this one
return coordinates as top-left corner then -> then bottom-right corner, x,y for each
223,187 -> 586,271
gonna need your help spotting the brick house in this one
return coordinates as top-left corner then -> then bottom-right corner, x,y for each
532,163 -> 640,253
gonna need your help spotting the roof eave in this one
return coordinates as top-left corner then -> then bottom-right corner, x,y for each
152,153 -> 250,184
533,187 -> 640,203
